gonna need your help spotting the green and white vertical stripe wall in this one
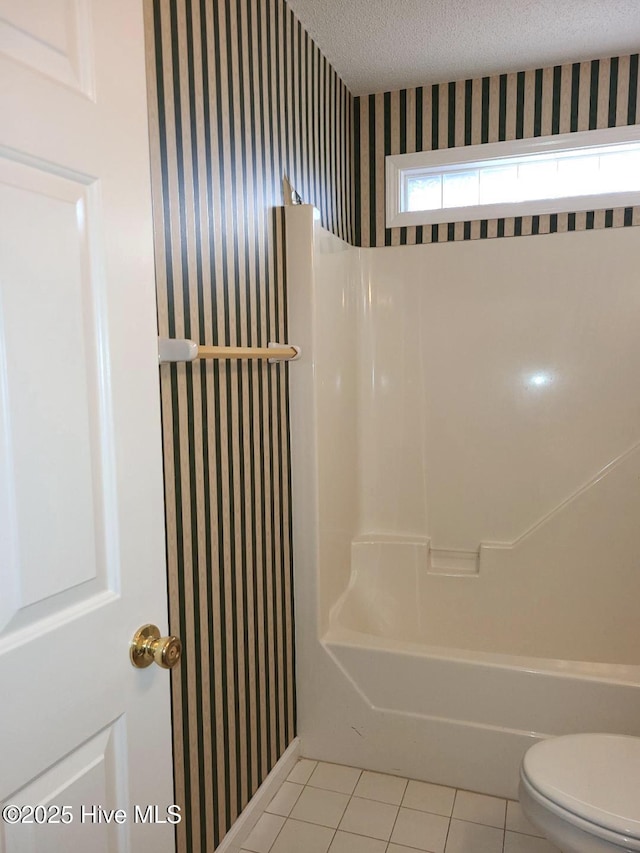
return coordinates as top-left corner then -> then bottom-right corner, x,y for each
143,1 -> 639,849
354,55 -> 640,246
144,1 -> 351,850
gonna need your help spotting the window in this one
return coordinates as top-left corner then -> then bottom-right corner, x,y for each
385,125 -> 640,228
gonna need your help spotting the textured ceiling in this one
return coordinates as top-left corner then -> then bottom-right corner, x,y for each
285,0 -> 640,95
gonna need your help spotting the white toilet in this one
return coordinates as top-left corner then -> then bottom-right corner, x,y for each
519,733 -> 640,852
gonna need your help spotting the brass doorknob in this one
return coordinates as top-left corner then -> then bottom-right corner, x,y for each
130,624 -> 182,669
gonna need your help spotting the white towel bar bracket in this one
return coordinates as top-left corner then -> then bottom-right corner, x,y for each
267,341 -> 301,364
158,338 -> 198,363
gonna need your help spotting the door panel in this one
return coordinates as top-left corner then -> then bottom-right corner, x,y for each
2,722 -> 128,853
0,1 -> 175,849
0,157 -> 107,613
0,0 -> 93,94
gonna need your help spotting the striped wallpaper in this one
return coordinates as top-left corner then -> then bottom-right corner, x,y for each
354,54 -> 640,247
143,1 -> 351,851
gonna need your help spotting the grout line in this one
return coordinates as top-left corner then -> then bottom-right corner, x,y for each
449,786 -> 461,845
332,783 -> 352,837
265,780 -> 306,818
267,817 -> 287,853
442,811 -> 453,853
384,793 -> 403,849
452,789 -> 461,809
502,796 -> 507,853
450,816 -> 507,830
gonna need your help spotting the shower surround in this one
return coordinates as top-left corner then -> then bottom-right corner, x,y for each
286,204 -> 640,797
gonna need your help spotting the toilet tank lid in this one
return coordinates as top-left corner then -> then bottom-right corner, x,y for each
522,734 -> 640,840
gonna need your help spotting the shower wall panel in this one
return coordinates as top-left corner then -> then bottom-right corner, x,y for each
357,225 -> 640,652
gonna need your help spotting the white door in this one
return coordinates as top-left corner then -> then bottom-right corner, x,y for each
0,1 -> 176,851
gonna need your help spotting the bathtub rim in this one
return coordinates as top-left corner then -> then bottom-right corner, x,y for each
325,624 -> 640,687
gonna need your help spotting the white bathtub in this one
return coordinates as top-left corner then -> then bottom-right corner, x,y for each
286,206 -> 640,798
327,540 -> 640,742
307,539 -> 640,798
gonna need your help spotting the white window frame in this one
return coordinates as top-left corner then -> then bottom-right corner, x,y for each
386,124 -> 640,228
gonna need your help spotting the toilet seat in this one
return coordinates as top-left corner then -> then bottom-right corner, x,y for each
520,770 -> 640,851
521,734 -> 640,846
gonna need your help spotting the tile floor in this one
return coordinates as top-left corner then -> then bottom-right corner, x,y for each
240,760 -> 561,853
